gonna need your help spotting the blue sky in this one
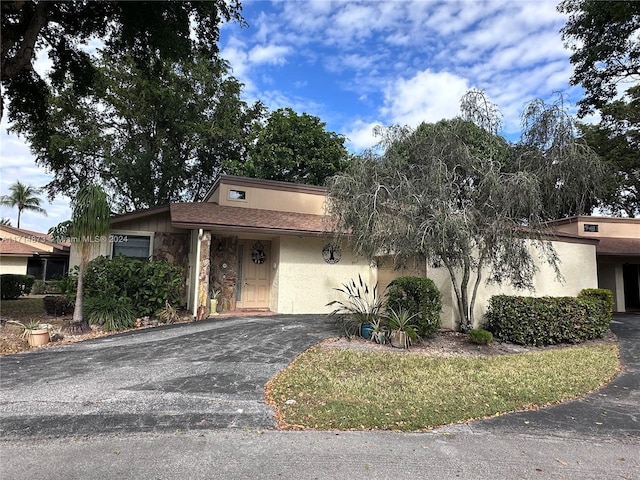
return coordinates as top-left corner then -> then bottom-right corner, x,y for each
0,0 -> 589,232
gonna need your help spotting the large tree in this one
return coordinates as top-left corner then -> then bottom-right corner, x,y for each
12,51 -> 264,211
327,92 -> 605,332
578,85 -> 640,217
238,108 -> 350,186
1,0 -> 243,121
559,0 -> 640,116
559,1 -> 640,216
0,180 -> 47,228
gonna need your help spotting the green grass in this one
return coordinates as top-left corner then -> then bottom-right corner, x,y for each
0,297 -> 46,320
266,344 -> 620,431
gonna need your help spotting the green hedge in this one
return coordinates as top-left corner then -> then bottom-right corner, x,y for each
43,295 -> 75,316
484,289 -> 613,346
385,276 -> 442,337
0,274 -> 35,299
83,255 -> 184,317
32,280 -> 63,295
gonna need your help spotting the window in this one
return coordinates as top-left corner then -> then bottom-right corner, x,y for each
229,189 -> 246,200
584,224 -> 599,233
112,235 -> 152,259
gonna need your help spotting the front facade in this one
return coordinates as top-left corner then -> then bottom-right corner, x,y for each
548,216 -> 640,313
0,225 -> 70,280
77,175 -> 614,330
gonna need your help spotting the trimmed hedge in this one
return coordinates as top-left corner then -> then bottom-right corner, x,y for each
43,295 -> 75,316
32,280 -> 63,295
484,288 -> 613,346
0,274 -> 35,299
385,276 -> 442,337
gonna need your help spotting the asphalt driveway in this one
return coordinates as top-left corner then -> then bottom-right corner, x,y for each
0,314 -> 337,439
0,313 -> 638,441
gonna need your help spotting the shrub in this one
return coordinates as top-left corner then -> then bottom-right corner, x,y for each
0,274 -> 35,299
43,295 -> 75,316
385,276 -> 442,338
84,295 -> 136,332
32,280 -> 64,295
468,329 -> 493,345
83,256 -> 184,317
484,293 -> 612,346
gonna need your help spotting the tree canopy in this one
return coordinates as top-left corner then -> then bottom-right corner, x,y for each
559,0 -> 640,116
237,108 -> 350,186
1,0 -> 243,122
327,92 -> 605,331
11,50 -> 263,212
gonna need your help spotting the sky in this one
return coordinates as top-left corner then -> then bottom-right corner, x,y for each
0,0 -> 589,233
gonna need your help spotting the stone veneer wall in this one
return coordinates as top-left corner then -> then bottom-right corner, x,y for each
210,235 -> 239,312
152,232 -> 191,308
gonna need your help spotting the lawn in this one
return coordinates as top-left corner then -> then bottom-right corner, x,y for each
266,343 -> 620,431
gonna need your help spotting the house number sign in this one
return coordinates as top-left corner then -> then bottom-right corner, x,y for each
322,243 -> 342,264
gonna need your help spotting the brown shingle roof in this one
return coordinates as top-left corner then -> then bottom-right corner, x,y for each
0,239 -> 50,256
597,237 -> 640,256
170,203 -> 335,235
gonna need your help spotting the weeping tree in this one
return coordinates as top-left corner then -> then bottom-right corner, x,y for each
327,91 -> 606,331
66,184 -> 111,334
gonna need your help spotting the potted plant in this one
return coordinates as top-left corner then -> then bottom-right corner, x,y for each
369,316 -> 387,344
7,319 -> 51,347
327,275 -> 383,340
385,308 -> 418,349
210,288 -> 221,316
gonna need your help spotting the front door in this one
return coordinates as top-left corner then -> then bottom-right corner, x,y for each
237,240 -> 271,309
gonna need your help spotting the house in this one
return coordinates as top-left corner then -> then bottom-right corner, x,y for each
0,225 -> 70,280
547,216 -> 640,313
75,175 -> 624,329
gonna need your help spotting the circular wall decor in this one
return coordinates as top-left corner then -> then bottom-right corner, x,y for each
322,243 -> 342,264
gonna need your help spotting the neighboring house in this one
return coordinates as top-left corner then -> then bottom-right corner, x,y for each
76,175 -> 617,329
547,216 -> 640,313
0,225 -> 70,280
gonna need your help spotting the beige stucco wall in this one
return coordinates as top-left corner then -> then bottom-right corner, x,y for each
427,240 -> 598,330
214,182 -> 326,215
273,236 -> 374,314
0,256 -> 28,275
551,217 -> 640,239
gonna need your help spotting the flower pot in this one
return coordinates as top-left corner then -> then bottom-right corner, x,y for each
389,330 -> 409,349
360,322 -> 373,340
27,329 -> 50,347
210,299 -> 219,316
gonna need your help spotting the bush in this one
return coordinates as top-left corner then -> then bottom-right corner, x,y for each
327,275 -> 383,339
83,256 -> 184,317
385,276 -> 442,338
32,280 -> 63,295
43,295 -> 75,316
84,295 -> 136,332
484,291 -> 613,346
0,274 -> 35,299
468,329 -> 493,345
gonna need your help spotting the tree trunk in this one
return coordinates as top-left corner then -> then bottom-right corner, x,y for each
63,246 -> 91,335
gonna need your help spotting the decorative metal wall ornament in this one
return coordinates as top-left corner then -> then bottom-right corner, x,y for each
251,241 -> 266,264
322,243 -> 342,264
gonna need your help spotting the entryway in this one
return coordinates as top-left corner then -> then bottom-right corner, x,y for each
236,240 -> 271,310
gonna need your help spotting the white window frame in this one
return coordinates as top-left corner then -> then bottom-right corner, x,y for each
110,230 -> 154,259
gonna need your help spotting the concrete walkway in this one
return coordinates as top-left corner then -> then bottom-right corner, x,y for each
1,314 -> 638,479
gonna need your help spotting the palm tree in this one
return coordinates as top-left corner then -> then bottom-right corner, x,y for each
0,218 -> 11,226
65,184 -> 111,335
0,181 -> 47,228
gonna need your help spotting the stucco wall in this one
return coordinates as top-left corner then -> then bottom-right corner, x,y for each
0,256 -> 28,275
214,182 -> 326,215
428,239 -> 598,330
274,236 -> 373,314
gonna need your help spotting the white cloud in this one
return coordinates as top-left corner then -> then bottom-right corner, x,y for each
344,120 -> 384,152
248,44 -> 292,65
381,70 -> 470,126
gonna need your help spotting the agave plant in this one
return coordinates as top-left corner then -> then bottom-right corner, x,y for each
326,274 -> 383,339
385,307 -> 418,349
